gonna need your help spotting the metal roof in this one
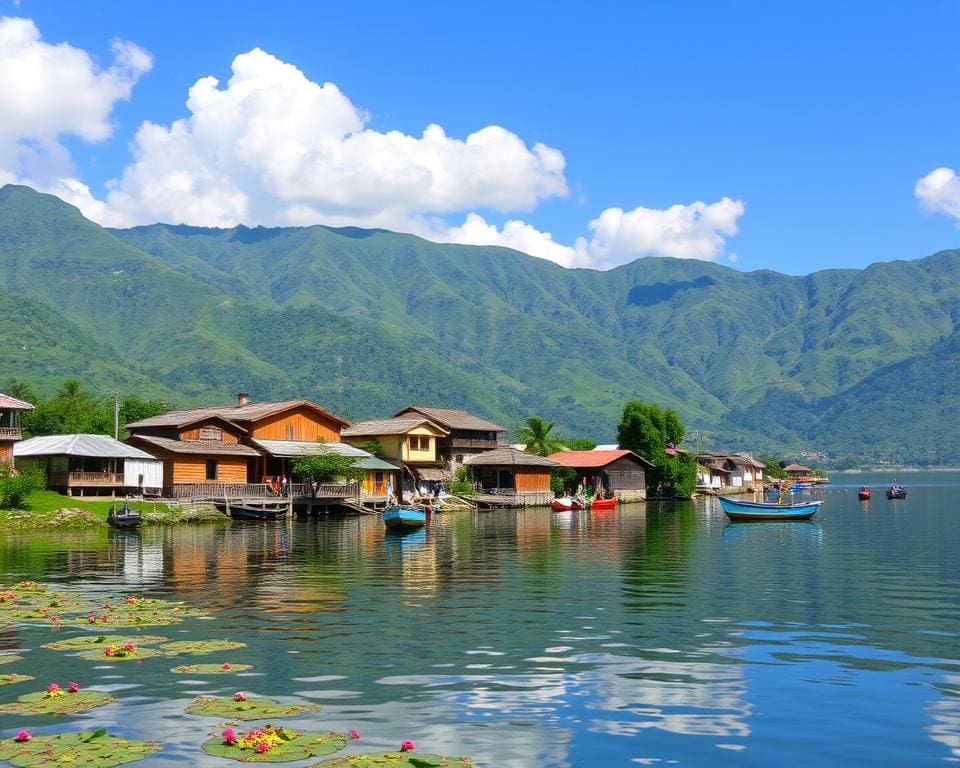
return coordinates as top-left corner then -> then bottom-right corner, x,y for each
0,394 -> 34,410
464,447 -> 560,468
393,406 -> 505,432
251,439 -> 371,459
15,434 -> 157,460
548,449 -> 653,469
354,456 -> 400,471
129,434 -> 260,457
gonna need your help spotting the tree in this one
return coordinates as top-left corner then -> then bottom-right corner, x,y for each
515,416 -> 564,456
0,463 -> 43,509
757,455 -> 786,479
27,379 -> 112,436
617,400 -> 697,497
291,450 -> 365,496
565,437 -> 597,451
120,396 -> 167,428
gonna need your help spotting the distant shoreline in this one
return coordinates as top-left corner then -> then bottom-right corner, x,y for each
831,467 -> 960,473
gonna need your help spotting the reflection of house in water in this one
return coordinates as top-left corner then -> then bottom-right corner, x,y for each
120,536 -> 165,585
926,676 -> 960,760
384,530 -> 439,597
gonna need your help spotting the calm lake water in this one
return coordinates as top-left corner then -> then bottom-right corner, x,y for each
1,471 -> 959,767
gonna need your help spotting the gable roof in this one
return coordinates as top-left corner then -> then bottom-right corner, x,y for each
126,399 -> 349,430
15,434 -> 157,460
783,463 -> 811,472
548,449 -> 654,469
393,406 -> 505,432
341,418 -> 448,438
464,447 -> 560,468
0,393 -> 34,410
251,439 -> 371,459
128,434 -> 260,457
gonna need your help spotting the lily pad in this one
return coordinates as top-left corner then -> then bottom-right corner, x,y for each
0,655 -> 22,665
171,663 -> 253,674
317,755 -> 475,768
65,610 -> 188,628
42,634 -> 168,651
0,690 -> 116,715
0,729 -> 160,767
202,727 -> 346,762
0,674 -> 33,686
186,695 -> 320,720
161,639 -> 247,656
78,646 -> 164,662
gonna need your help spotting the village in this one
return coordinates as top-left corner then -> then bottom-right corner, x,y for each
0,389 -> 818,515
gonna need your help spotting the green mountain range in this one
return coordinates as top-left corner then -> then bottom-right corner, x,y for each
2,183 -> 958,465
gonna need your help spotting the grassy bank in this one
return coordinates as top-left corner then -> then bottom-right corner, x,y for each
0,491 -> 227,530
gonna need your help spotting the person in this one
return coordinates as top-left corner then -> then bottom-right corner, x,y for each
270,476 -> 280,496
280,474 -> 289,497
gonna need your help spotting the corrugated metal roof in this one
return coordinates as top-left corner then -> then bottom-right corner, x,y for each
0,393 -> 34,410
464,447 -> 560,467
15,434 -> 157,460
355,456 -> 400,471
341,418 -> 448,437
129,434 -> 260,457
394,406 -> 505,432
251,439 -> 371,459
548,449 -> 654,469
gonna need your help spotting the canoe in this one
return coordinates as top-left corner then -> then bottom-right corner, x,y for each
551,497 -> 583,511
858,486 -> 871,501
588,497 -> 617,511
718,496 -> 822,521
886,485 -> 907,500
107,503 -> 142,529
383,506 -> 426,531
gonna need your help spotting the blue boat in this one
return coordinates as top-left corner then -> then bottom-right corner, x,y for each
382,505 -> 427,531
886,484 -> 907,500
719,496 -> 822,521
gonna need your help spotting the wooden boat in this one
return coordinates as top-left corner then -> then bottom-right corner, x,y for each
551,496 -> 584,511
107,501 -> 142,529
215,499 -> 289,520
383,506 -> 426,531
719,496 -> 822,521
886,485 -> 907,500
858,486 -> 871,501
588,496 -> 617,511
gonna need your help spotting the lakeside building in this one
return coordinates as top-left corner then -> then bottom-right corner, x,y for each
15,434 -> 163,497
547,449 -> 653,502
464,447 -> 559,506
0,392 -> 33,469
696,451 -> 766,493
392,406 -> 506,472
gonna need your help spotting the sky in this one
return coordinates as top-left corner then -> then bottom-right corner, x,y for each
2,1 -> 960,275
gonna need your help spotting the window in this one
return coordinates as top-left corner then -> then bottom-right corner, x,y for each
199,427 -> 222,441
205,460 -> 217,481
286,425 -> 295,440
409,436 -> 429,452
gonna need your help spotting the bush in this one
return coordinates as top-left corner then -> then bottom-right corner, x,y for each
448,467 -> 475,497
0,463 -> 43,509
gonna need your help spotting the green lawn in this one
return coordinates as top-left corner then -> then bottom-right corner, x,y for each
0,491 -> 223,529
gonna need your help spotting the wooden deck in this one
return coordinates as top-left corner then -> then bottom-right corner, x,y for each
474,491 -> 553,509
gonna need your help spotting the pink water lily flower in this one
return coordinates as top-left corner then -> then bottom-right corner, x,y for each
254,741 -> 270,753
222,728 -> 237,745
349,729 -> 360,739
233,691 -> 247,701
67,681 -> 79,693
103,646 -> 114,656
400,740 -> 415,752
46,682 -> 61,694
123,642 -> 135,652
222,662 -> 231,670
14,730 -> 30,742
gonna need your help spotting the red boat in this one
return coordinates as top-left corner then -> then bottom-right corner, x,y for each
858,486 -> 871,501
551,497 -> 584,511
588,496 -> 617,511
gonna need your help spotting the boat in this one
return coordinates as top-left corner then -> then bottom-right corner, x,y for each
551,496 -> 584,511
216,499 -> 289,520
588,496 -> 617,511
383,505 -> 427,531
858,486 -> 871,501
886,484 -> 907,500
107,500 -> 142,529
718,496 -> 822,521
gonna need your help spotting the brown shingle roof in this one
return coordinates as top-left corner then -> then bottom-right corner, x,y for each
341,418 -> 448,438
464,447 -> 560,468
394,406 -> 505,432
0,393 -> 34,410
129,434 -> 260,457
126,399 -> 348,430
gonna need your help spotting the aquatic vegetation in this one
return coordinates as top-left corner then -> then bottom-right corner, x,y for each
186,694 -> 320,720
0,674 -> 33,686
202,726 -> 346,762
78,644 -> 163,662
42,634 -> 169,651
170,662 -> 253,674
0,685 -> 115,715
159,639 -> 247,656
0,729 -> 160,767
0,654 -> 22,665
400,740 -> 415,752
318,755 -> 475,767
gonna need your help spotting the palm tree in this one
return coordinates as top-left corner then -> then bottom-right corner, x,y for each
515,416 -> 564,456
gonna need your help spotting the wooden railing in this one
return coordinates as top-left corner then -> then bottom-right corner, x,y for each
48,471 -> 123,487
167,481 -> 358,500
0,427 -> 22,440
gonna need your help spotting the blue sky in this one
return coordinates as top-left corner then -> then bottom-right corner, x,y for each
3,0 -> 960,274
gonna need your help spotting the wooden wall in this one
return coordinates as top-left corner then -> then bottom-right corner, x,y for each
0,443 -> 12,465
250,406 -> 342,442
178,426 -> 240,443
170,456 -> 248,484
514,468 -> 552,492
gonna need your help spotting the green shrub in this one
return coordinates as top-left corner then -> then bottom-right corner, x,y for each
0,464 -> 44,509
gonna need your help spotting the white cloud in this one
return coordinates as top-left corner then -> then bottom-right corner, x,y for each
99,48 -> 568,228
916,167 -> 960,223
0,16 -> 151,182
433,197 -> 746,270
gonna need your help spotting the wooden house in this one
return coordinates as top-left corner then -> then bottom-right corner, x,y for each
14,434 -> 162,497
547,449 -> 653,502
464,447 -> 559,506
783,463 -> 813,480
696,452 -> 734,492
0,393 -> 33,469
730,454 -> 765,488
392,406 -> 505,471
341,417 -> 448,498
126,394 -> 349,494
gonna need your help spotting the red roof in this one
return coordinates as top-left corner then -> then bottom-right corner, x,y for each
548,449 -> 653,468
0,393 -> 33,410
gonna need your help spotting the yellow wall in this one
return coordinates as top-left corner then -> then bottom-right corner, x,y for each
250,406 -> 342,442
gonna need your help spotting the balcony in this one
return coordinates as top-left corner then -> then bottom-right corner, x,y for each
448,437 -> 498,450
0,427 -> 22,440
47,471 -> 123,488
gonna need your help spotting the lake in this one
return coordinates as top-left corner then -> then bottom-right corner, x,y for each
1,471 -> 958,767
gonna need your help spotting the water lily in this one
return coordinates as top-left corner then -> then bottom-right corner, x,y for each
222,728 -> 237,745
254,741 -> 270,753
222,662 -> 231,670
67,681 -> 79,693
103,646 -> 114,656
400,740 -> 415,752
234,691 -> 247,701
13,730 -> 30,742
45,682 -> 65,698
349,729 -> 360,739
123,642 -> 136,652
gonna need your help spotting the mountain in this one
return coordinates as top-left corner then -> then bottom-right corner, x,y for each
2,183 -> 959,465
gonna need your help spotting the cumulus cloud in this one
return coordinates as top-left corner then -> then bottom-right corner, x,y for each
0,16 -> 151,184
437,198 -> 746,269
99,48 -> 568,229
916,167 -> 960,223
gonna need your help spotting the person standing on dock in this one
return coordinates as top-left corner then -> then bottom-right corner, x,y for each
280,474 -> 289,497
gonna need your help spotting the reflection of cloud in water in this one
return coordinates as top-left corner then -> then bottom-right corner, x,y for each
926,675 -> 960,759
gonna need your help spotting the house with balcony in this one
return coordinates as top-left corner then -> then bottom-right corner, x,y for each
464,447 -> 559,506
392,406 -> 505,472
0,393 -> 33,469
